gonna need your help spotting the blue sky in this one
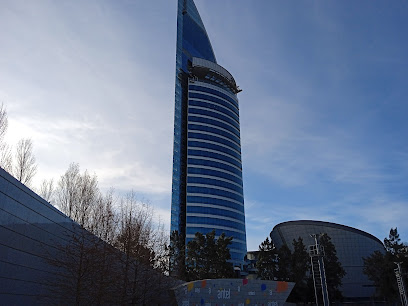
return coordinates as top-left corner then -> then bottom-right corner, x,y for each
1,0 -> 407,250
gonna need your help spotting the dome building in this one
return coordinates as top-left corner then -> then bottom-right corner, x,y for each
271,220 -> 384,300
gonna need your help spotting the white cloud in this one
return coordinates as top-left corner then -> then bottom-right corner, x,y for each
2,0 -> 408,252
1,0 -> 175,199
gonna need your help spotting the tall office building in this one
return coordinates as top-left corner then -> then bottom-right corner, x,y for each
171,0 -> 247,267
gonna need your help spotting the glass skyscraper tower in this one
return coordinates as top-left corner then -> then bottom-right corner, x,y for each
171,0 -> 247,266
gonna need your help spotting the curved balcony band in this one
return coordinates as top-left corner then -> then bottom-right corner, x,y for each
190,57 -> 241,94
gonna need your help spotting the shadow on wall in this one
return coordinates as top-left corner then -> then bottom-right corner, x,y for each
0,168 -> 180,305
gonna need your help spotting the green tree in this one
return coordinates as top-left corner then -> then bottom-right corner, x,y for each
256,233 -> 345,303
319,233 -> 346,301
291,237 -> 310,284
288,237 -> 310,303
256,235 -> 277,280
275,244 -> 292,281
384,227 -> 404,255
215,231 -> 235,278
169,230 -> 186,279
185,230 -> 234,281
363,227 -> 408,302
363,250 -> 399,301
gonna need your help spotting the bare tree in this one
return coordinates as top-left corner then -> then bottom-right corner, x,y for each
48,165 -> 120,304
14,138 -> 37,185
46,164 -> 174,303
0,103 -> 12,172
153,218 -> 170,273
113,192 -> 171,304
44,223 -> 119,305
89,189 -> 117,244
87,190 -> 121,304
38,179 -> 55,203
56,163 -> 99,229
0,103 -> 8,142
75,169 -> 98,228
0,143 -> 12,173
57,163 -> 81,219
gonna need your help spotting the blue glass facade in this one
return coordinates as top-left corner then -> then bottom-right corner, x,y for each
171,0 -> 247,266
